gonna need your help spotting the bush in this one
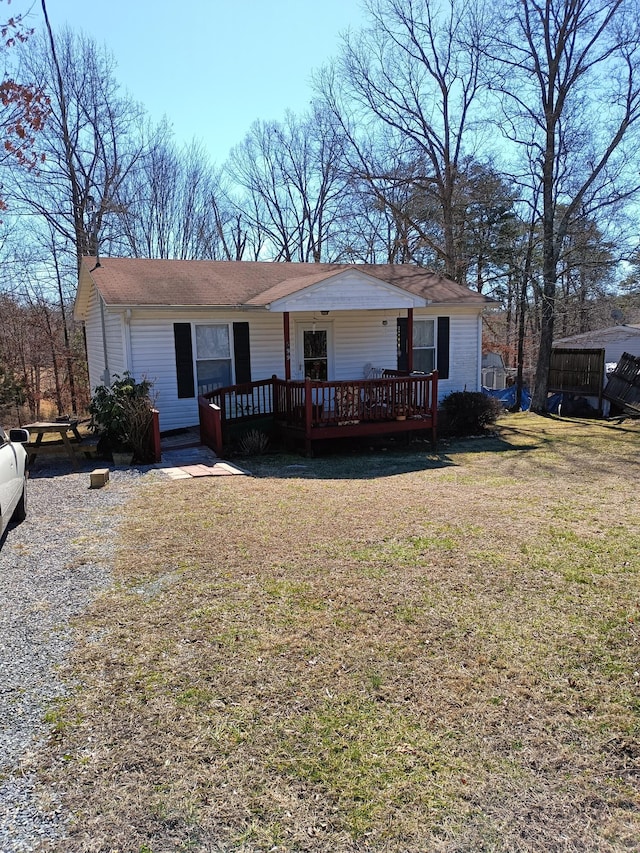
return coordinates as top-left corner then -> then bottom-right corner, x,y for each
440,391 -> 503,436
0,367 -> 26,409
89,373 -> 156,462
238,429 -> 270,455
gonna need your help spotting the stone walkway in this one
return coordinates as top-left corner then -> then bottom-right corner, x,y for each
154,445 -> 250,479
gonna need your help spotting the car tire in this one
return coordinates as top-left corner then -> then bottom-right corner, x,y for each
11,477 -> 27,524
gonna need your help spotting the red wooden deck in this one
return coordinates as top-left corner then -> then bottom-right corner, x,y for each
198,373 -> 438,455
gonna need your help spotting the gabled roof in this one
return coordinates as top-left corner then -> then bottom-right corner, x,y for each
75,257 -> 494,318
554,324 -> 640,346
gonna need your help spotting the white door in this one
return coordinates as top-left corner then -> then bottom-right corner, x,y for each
296,324 -> 334,380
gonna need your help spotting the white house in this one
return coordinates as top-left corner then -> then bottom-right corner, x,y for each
74,258 -> 495,432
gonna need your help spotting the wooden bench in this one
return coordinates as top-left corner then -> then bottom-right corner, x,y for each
26,430 -> 101,468
78,437 -> 100,457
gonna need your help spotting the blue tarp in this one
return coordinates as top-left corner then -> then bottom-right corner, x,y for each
481,386 -> 564,413
482,385 -> 531,411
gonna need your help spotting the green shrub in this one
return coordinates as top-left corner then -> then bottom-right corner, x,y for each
0,367 -> 26,408
440,391 -> 503,436
238,428 -> 270,455
89,372 -> 155,462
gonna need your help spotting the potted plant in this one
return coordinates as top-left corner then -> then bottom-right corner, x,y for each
89,373 -> 156,465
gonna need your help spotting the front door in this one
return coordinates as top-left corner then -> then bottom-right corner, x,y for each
297,324 -> 333,380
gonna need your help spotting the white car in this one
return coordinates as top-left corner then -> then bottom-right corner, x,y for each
0,427 -> 29,540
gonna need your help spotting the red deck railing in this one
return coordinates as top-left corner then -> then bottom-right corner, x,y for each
199,372 -> 438,455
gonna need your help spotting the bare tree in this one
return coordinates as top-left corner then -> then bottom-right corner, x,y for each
113,124 -> 236,260
333,165 -> 429,263
228,104 -> 348,262
9,16 -> 146,274
0,238 -> 87,418
619,249 -> 640,300
2,10 -> 148,411
486,0 -> 640,412
316,0 -> 489,281
0,0 -> 49,211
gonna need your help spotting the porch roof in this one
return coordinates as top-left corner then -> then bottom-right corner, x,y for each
76,257 -> 494,318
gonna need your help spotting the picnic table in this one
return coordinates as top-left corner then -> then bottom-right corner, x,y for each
23,420 -> 87,468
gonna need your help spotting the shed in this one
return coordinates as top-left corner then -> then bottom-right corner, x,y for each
551,324 -> 640,416
553,324 -> 640,366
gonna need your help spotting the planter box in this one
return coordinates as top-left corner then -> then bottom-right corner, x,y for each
112,451 -> 134,467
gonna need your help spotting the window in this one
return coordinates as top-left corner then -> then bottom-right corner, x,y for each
397,316 -> 449,378
413,319 -> 435,373
195,324 -> 232,394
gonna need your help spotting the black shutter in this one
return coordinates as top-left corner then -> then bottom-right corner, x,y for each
397,317 -> 408,372
174,323 -> 195,398
437,317 -> 450,379
233,322 -> 252,385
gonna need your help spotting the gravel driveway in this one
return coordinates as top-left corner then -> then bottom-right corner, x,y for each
0,462 -> 154,852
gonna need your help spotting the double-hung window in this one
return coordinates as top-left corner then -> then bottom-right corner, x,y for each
195,324 -> 232,394
412,318 -> 436,374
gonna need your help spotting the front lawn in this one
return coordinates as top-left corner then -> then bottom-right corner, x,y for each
44,414 -> 640,852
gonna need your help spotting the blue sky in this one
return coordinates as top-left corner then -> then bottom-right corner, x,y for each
41,0 -> 366,165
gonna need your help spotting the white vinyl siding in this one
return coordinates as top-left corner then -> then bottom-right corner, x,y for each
441,311 -> 482,399
245,316 -> 285,378
126,311 -> 287,431
105,313 -> 126,377
271,269 -> 425,312
84,287 -> 106,393
95,304 -> 482,432
128,318 -> 197,431
84,290 -> 126,392
332,312 -> 396,380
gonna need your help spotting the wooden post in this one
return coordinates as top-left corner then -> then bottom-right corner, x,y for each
198,397 -> 223,456
283,312 -> 291,381
212,405 -> 223,456
407,307 -> 414,374
304,376 -> 313,455
150,409 -> 161,462
431,370 -> 438,447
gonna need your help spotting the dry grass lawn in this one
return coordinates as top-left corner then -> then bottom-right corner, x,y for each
41,413 -> 640,852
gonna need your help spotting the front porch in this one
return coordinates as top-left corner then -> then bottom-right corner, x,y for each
198,372 -> 438,455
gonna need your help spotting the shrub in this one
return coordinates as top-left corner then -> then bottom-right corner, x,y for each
238,429 -> 270,455
440,391 -> 503,436
0,366 -> 26,409
89,373 -> 156,462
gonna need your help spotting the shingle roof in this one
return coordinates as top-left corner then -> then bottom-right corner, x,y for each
78,257 -> 494,310
554,324 -> 640,345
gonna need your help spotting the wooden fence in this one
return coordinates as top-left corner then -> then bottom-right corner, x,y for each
604,352 -> 640,414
